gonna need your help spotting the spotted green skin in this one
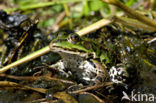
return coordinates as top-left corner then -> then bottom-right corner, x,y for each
50,33 -> 111,66
49,33 -> 110,85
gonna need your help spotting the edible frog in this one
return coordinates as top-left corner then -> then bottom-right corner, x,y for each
49,32 -> 110,85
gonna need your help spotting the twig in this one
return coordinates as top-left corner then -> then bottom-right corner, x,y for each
0,73 -> 75,84
63,3 -> 72,29
0,46 -> 50,73
32,98 -> 47,103
77,18 -> 114,36
102,0 -> 156,29
0,81 -> 47,94
136,10 -> 156,19
109,5 -> 116,15
71,82 -> 113,94
44,76 -> 76,84
49,11 -> 66,33
0,73 -> 41,80
113,16 -> 156,32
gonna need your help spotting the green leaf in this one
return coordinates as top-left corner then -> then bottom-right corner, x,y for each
38,18 -> 55,28
83,0 -> 90,16
126,0 -> 138,7
89,0 -> 104,11
50,4 -> 63,13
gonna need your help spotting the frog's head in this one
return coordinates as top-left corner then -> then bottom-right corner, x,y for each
50,32 -> 111,66
49,32 -> 95,58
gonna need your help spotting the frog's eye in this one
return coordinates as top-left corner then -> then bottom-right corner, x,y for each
71,34 -> 80,41
68,33 -> 80,43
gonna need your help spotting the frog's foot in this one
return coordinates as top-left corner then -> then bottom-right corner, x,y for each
49,60 -> 69,77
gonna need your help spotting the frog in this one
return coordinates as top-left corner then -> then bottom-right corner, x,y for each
49,32 -> 128,86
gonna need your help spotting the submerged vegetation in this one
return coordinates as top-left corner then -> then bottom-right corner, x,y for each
0,0 -> 156,103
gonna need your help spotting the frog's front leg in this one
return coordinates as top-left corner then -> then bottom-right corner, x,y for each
49,60 -> 69,78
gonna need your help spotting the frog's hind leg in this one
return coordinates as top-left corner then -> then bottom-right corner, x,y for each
87,60 -> 110,85
95,61 -> 110,83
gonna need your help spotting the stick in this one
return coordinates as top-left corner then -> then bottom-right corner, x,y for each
102,0 -> 156,29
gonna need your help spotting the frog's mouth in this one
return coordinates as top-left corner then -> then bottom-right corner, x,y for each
51,46 -> 91,58
50,42 -> 95,58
